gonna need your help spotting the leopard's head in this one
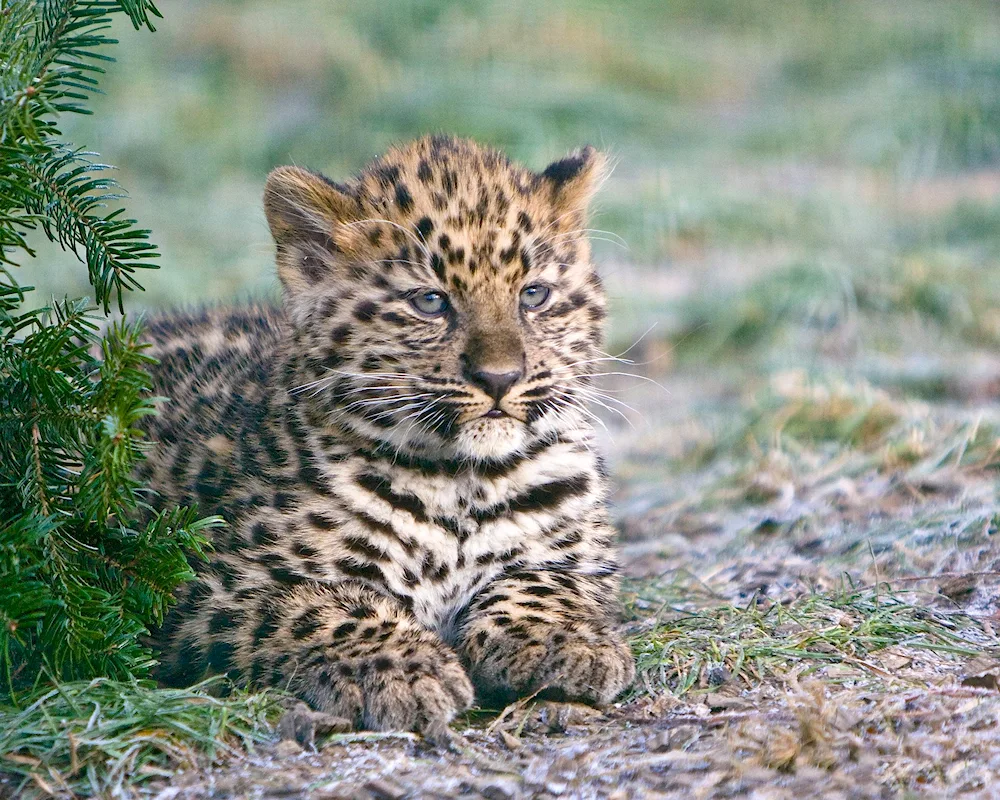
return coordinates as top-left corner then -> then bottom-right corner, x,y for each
264,136 -> 608,462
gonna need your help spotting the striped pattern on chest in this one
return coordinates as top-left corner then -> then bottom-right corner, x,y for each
220,412 -> 604,639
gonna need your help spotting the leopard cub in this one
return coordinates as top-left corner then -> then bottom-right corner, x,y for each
142,136 -> 635,739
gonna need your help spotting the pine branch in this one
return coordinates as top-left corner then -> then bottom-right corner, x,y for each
0,145 -> 42,266
0,514 -> 59,695
0,1 -> 161,146
0,299 -> 217,691
94,508 -> 218,626
1,2 -> 161,307
20,144 -> 159,312
112,0 -> 162,31
0,0 -> 217,702
29,423 -> 50,515
76,317 -> 158,521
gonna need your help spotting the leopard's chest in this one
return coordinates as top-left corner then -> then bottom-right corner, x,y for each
384,512 -> 544,642
385,544 -> 488,642
327,446 -> 598,641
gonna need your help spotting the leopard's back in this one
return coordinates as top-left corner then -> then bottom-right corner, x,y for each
139,304 -> 286,510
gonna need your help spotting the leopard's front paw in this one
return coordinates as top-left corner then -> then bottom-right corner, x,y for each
361,653 -> 473,744
469,624 -> 635,706
299,637 -> 474,743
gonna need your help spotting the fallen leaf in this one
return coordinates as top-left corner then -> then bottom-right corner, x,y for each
961,672 -> 1000,691
499,730 -> 522,751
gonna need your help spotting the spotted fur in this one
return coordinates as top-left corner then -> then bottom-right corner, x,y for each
141,136 -> 634,737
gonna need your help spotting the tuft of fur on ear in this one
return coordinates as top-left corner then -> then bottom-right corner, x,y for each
263,166 -> 364,292
539,146 -> 607,215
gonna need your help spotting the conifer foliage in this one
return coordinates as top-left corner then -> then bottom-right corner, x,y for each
0,0 -> 218,697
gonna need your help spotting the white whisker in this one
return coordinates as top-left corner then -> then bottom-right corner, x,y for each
573,386 -> 642,418
365,401 -> 431,422
290,369 -> 414,395
345,392 -> 435,409
549,227 -> 629,246
547,228 -> 629,251
392,402 -> 444,462
556,355 -> 636,370
607,322 -> 658,360
339,384 -> 415,396
571,389 -> 636,428
549,388 -> 611,435
586,371 -> 670,394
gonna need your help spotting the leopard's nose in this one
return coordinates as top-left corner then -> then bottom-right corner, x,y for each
468,367 -> 523,403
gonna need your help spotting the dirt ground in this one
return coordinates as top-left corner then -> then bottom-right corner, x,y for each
148,683 -> 1000,800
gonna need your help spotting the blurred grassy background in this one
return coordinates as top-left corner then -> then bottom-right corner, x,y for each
18,0 -> 1000,370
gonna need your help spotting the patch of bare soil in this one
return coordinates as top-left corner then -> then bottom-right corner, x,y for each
150,683 -> 1000,799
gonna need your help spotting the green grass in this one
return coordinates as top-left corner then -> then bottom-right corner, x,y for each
14,0 -> 1000,319
0,678 -> 279,798
629,587 -> 991,698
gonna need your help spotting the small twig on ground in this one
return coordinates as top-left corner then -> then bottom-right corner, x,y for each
863,571 -> 1000,590
484,686 -> 550,737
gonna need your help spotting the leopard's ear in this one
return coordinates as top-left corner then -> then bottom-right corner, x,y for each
263,166 -> 366,292
538,146 -> 607,216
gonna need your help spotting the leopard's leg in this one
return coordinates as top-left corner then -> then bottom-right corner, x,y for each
265,582 -> 473,740
163,576 -> 472,741
458,567 -> 634,706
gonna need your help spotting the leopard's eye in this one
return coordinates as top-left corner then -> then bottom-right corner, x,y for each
519,284 -> 551,310
409,289 -> 449,317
